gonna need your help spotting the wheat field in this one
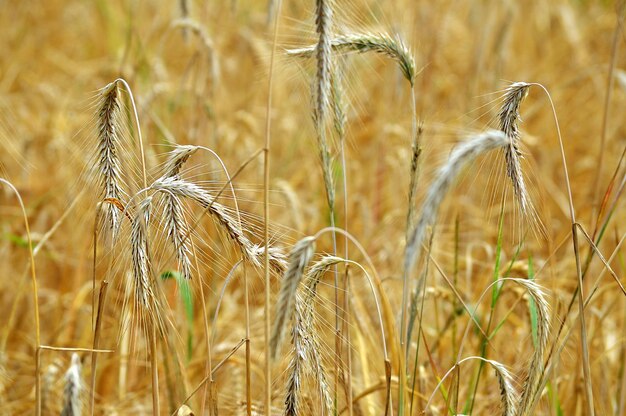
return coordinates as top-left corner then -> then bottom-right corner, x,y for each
1,1 -> 626,415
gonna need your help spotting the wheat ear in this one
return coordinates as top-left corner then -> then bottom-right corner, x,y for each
404,130 -> 508,276
150,177 -> 287,273
159,145 -> 199,281
514,278 -> 550,415
96,81 -> 125,234
288,31 -> 416,86
130,196 -> 162,322
497,82 -> 531,213
425,356 -> 518,416
171,18 -> 220,91
60,354 -> 82,416
270,236 -> 316,359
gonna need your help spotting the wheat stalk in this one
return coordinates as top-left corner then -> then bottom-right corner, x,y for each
497,82 -> 531,214
288,32 -> 416,85
60,354 -> 82,416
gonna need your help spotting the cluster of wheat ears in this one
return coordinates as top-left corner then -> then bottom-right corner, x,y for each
2,0 -> 626,415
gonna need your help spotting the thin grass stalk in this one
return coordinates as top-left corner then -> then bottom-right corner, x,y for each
332,67 -> 354,416
90,281 -> 108,416
531,83 -> 594,415
264,1 -> 283,413
399,91 -> 421,415
591,1 -> 625,228
0,179 -> 40,414
466,193 -> 507,415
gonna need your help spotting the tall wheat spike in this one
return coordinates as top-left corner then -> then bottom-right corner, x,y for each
96,81 -> 125,235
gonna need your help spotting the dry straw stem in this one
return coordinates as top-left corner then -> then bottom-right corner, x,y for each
287,31 -> 416,86
424,356 -> 518,416
150,177 -> 287,273
270,236 -> 316,359
404,130 -> 508,277
61,354 -> 82,416
497,82 -> 532,214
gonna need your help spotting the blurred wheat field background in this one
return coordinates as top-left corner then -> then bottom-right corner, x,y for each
1,0 -> 626,415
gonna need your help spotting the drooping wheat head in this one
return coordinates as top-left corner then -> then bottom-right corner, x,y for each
513,278 -> 550,415
497,82 -> 532,214
288,31 -> 416,86
150,177 -> 287,273
130,196 -> 163,330
405,130 -> 508,276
